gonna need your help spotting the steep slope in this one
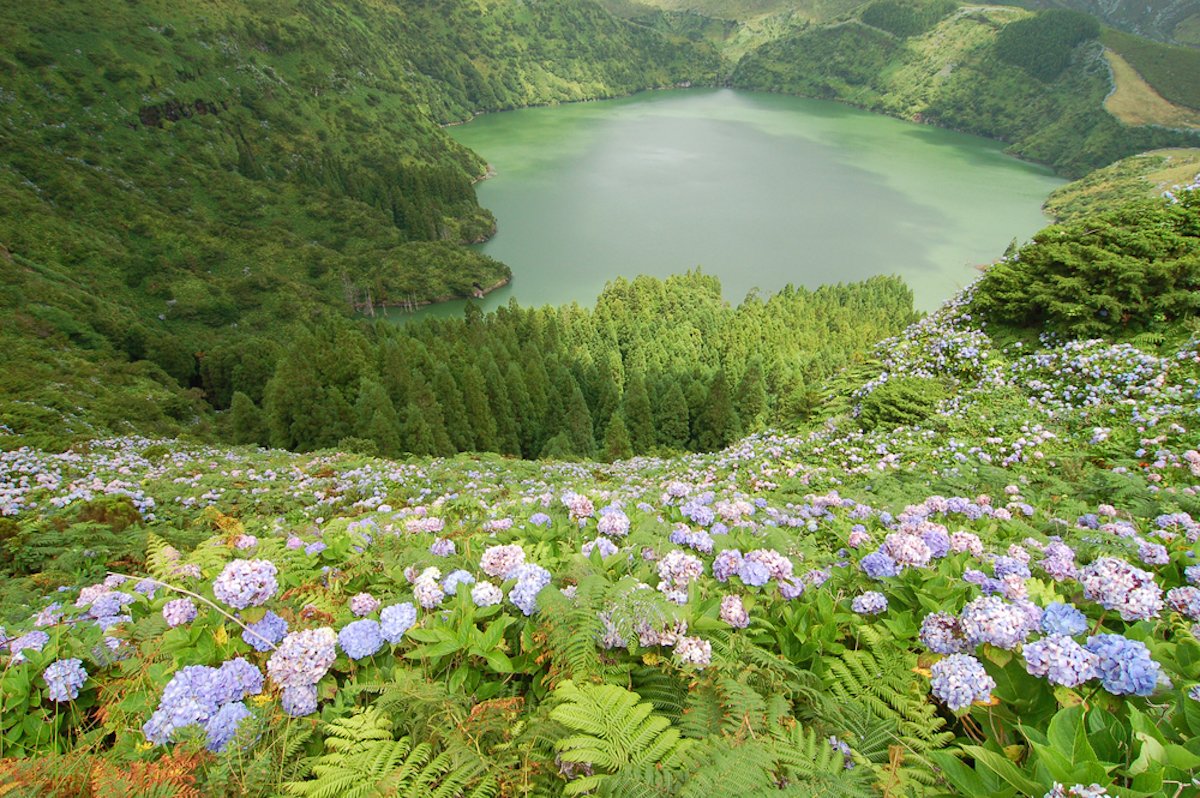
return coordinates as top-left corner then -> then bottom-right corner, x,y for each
0,0 -> 718,441
1014,0 -> 1200,45
730,4 -> 1200,175
0,189 -> 1198,797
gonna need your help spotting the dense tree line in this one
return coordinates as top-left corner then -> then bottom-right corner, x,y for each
994,9 -> 1101,81
861,0 -> 958,39
232,273 -> 918,459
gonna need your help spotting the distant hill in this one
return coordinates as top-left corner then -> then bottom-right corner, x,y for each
1012,0 -> 1200,45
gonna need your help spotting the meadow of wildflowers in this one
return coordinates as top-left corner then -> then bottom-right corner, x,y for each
2,200 -> 1200,795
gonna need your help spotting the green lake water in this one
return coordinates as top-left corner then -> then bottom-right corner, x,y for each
410,88 -> 1064,317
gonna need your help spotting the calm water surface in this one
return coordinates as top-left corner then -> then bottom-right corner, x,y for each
407,88 -> 1063,317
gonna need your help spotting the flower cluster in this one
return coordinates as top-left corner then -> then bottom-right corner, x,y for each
480,544 -> 525,579
719,595 -> 749,628
930,654 -> 995,711
243,611 -> 288,652
851,591 -> 888,616
143,658 -> 263,748
338,619 -> 383,660
162,598 -> 197,628
1022,636 -> 1098,687
508,563 -> 552,616
1079,557 -> 1162,622
43,658 -> 88,702
212,560 -> 278,609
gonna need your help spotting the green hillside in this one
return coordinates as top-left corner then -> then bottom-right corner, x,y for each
730,4 -> 1200,176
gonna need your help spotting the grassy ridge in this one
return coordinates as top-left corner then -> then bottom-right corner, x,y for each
1102,28 -> 1200,110
1043,148 -> 1200,220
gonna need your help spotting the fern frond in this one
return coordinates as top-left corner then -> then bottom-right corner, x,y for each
282,709 -> 483,798
550,680 -> 689,795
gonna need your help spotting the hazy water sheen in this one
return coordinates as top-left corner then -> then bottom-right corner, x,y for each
423,88 -> 1064,316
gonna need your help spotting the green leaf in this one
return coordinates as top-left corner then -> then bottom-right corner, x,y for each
484,650 -> 514,673
962,745 -> 1045,796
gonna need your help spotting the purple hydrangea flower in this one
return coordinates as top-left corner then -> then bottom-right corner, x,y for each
582,537 -> 619,558
430,538 -> 456,557
1166,586 -> 1200,620
852,592 -> 888,616
920,612 -> 969,655
214,657 -> 264,704
712,549 -> 742,582
349,592 -> 381,617
163,599 -> 198,628
267,628 -> 337,688
43,658 -> 88,702
930,654 -> 995,710
720,595 -> 750,628
960,596 -> 1032,650
1023,635 -> 1099,687
597,510 -> 629,537
1137,541 -> 1168,566
480,544 -> 525,579
212,560 -> 278,609
1079,557 -> 1162,621
673,636 -> 712,668
8,630 -> 49,663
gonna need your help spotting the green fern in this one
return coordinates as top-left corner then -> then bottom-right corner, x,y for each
550,680 -> 690,795
281,709 -> 483,798
536,573 -> 611,681
822,627 -> 953,787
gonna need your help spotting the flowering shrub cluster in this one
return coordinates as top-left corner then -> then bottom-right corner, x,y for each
3,238 -> 1200,796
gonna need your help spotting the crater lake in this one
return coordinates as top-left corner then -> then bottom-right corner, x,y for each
410,88 -> 1064,316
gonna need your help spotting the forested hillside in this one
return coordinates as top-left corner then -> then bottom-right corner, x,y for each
253,274 -> 917,460
0,0 -> 717,445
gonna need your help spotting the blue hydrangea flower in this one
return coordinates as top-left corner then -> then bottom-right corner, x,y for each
930,654 -> 996,711
960,596 -> 1032,650
859,551 -> 898,580
1040,602 -> 1088,637
242,611 -> 288,652
338,619 -> 384,660
204,701 -> 253,752
443,570 -> 476,596
43,658 -> 88,702
214,657 -> 264,704
1085,634 -> 1161,696
738,559 -> 771,587
508,563 -> 552,616
380,602 -> 417,644
267,627 -> 337,688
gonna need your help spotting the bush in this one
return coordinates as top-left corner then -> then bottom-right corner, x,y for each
858,376 -> 947,430
972,194 -> 1200,338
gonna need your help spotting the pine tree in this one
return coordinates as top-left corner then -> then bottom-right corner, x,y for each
696,370 -> 742,452
481,352 -> 521,455
601,414 -> 633,462
622,373 -> 655,454
433,363 -> 472,452
354,377 -> 403,457
400,401 -> 436,456
504,362 -> 536,458
459,364 -> 498,451
655,380 -> 690,451
735,358 -> 769,433
562,375 -> 595,459
229,391 -> 267,446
